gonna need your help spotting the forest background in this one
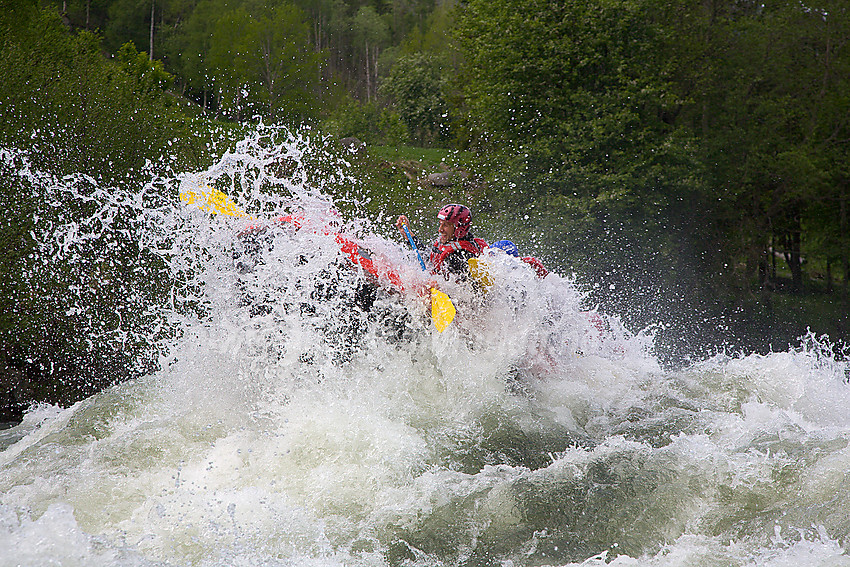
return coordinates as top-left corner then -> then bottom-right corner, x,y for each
1,0 -> 849,421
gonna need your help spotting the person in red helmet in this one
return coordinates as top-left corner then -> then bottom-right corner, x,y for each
396,204 -> 488,279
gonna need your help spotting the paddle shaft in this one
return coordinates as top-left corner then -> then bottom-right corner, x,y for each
402,223 -> 427,271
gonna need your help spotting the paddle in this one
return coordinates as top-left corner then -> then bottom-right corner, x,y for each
402,223 -> 427,271
179,185 -> 251,218
401,223 -> 456,332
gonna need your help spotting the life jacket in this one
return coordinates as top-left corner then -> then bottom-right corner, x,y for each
521,256 -> 549,278
430,237 -> 488,275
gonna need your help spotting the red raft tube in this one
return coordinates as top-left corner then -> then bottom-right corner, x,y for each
236,211 -> 408,296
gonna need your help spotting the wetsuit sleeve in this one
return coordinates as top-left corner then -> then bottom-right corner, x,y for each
521,256 -> 549,278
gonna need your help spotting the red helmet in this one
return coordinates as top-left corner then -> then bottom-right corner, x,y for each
437,204 -> 472,239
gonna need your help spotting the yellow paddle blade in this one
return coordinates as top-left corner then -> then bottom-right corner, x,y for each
179,185 -> 249,218
431,288 -> 456,332
468,257 -> 494,291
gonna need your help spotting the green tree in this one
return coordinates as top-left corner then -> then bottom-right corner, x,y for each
47,0 -> 112,32
206,5 -> 254,120
379,52 -> 448,145
165,0 -> 323,122
662,0 -> 850,297
161,0 -> 221,109
246,2 -> 324,122
454,0 -> 850,355
454,0 -> 694,290
321,97 -> 409,145
0,0 -> 193,415
116,41 -> 174,91
104,0 -> 155,56
0,1 -> 184,178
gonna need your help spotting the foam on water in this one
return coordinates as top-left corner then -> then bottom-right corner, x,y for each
2,128 -> 850,566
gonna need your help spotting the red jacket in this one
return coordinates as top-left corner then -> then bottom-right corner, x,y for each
430,237 -> 488,276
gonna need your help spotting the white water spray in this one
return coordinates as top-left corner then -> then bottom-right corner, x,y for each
1,127 -> 849,567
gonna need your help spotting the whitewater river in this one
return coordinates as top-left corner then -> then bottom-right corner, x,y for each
2,129 -> 850,566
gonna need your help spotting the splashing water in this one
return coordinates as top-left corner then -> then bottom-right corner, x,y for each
2,127 -> 850,567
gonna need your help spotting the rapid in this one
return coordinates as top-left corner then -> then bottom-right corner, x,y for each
2,127 -> 850,567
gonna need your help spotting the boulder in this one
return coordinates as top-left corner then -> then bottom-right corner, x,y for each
425,170 -> 469,187
339,137 -> 366,153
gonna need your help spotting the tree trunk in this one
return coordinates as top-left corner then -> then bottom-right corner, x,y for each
771,233 -> 777,281
789,215 -> 803,294
149,0 -> 155,60
373,45 -> 379,102
364,40 -> 371,103
841,192 -> 848,308
826,257 -> 833,294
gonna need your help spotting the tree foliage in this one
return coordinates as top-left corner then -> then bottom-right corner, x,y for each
379,52 -> 449,145
454,0 -> 850,356
161,0 -> 323,121
0,1 -> 184,179
0,0 -> 194,418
